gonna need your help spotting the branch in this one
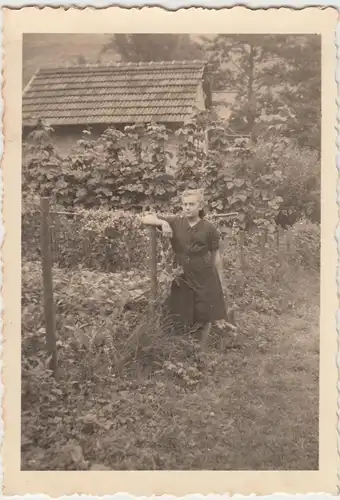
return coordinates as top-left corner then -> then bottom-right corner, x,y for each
226,58 -> 245,75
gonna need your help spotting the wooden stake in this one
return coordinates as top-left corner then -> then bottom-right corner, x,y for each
149,227 -> 158,312
260,230 -> 267,259
238,230 -> 245,271
277,226 -> 284,264
276,227 -> 280,251
40,197 -> 57,375
83,235 -> 91,267
285,230 -> 292,253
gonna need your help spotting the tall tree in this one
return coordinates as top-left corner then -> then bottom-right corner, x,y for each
206,34 -> 321,151
99,34 -> 204,62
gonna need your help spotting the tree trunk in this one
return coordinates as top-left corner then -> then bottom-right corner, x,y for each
246,44 -> 257,139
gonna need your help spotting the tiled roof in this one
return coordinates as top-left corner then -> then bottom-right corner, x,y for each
22,61 -> 208,127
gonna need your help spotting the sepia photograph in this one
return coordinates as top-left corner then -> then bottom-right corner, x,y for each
2,5 -> 338,496
20,31 -> 322,471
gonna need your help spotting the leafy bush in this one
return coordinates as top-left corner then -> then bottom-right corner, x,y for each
22,201 -> 152,271
21,218 -> 319,470
23,113 -> 288,231
286,219 -> 320,269
22,219 -> 319,374
274,144 -> 320,225
221,220 -> 320,324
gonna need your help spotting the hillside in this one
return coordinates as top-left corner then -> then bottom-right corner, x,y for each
22,33 -> 213,90
23,34 -> 118,88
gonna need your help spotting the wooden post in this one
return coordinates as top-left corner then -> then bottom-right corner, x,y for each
276,227 -> 280,251
264,229 -> 268,245
50,221 -> 55,265
277,226 -> 284,264
83,235 -> 91,268
149,227 -> 158,311
238,230 -> 245,271
285,229 -> 292,253
104,240 -> 110,272
260,230 -> 267,259
259,230 -> 268,272
71,216 -> 78,267
236,230 -> 246,295
40,197 -> 57,375
53,215 -> 60,263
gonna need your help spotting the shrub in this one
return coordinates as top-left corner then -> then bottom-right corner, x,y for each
21,221 -> 320,470
22,202 -> 152,272
21,259 -> 204,389
274,144 -> 320,225
22,113 -> 288,232
22,220 -> 319,413
21,200 -> 237,273
221,220 -> 320,322
286,219 -> 320,269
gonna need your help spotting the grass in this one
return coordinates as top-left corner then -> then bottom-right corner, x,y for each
21,228 -> 319,471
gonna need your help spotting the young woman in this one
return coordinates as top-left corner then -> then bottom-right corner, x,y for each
141,189 -> 228,346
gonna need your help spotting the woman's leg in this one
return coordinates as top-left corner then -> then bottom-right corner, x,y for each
200,322 -> 212,347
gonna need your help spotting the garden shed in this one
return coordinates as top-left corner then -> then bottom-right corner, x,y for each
22,60 -> 212,160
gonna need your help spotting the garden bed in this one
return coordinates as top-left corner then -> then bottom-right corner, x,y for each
21,222 -> 320,470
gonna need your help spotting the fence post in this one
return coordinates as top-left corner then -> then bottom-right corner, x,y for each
149,227 -> 158,312
277,226 -> 284,263
50,219 -> 56,266
83,234 -> 91,268
259,230 -> 266,259
276,226 -> 280,251
285,229 -> 292,253
238,230 -> 246,271
40,197 -> 57,375
53,214 -> 60,263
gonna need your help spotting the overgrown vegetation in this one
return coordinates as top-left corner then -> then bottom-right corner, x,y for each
21,120 -> 320,470
23,112 -> 319,234
21,118 -> 320,471
22,33 -> 321,470
21,221 -> 320,470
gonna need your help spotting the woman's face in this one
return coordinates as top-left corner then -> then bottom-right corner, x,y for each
181,194 -> 202,219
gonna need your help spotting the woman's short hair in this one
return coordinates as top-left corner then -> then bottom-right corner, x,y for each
181,189 -> 206,218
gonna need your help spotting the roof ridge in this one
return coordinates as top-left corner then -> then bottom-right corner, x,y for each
22,59 -> 209,126
23,67 -> 41,96
38,60 -> 207,72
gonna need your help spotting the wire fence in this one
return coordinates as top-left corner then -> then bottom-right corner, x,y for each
22,204 -> 288,271
23,197 -> 292,376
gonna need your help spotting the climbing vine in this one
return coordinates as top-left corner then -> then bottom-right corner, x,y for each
23,111 -> 285,232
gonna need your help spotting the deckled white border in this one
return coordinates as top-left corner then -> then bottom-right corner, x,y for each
336,17 -> 340,499
0,1 -> 339,8
2,497 -> 340,500
0,3 -> 4,498
1,3 -> 338,500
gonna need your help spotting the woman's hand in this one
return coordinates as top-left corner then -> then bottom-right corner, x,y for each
161,221 -> 173,238
215,319 -> 237,332
140,213 -> 159,225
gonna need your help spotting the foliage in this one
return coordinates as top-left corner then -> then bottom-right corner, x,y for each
223,221 -> 320,320
285,219 -> 320,270
206,34 -> 320,152
23,113 -> 290,232
99,34 -> 204,63
22,203 -> 152,272
274,145 -> 320,225
21,221 -> 319,470
22,220 -> 320,373
21,34 -> 320,472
